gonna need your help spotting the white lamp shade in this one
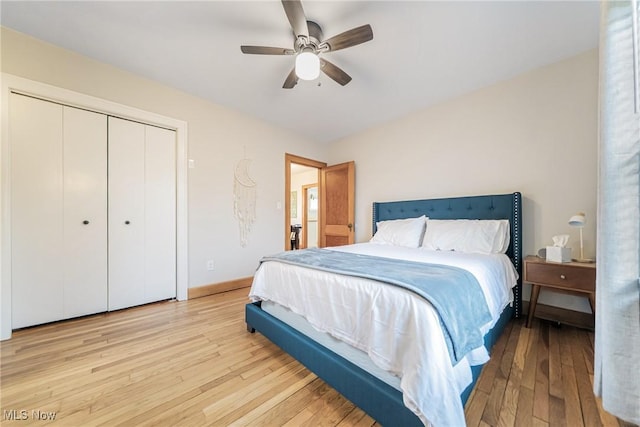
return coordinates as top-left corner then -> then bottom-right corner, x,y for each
569,212 -> 586,227
295,52 -> 320,80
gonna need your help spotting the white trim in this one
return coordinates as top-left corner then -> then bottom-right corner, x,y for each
1,73 -> 189,340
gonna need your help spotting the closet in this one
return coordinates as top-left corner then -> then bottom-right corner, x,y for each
10,93 -> 176,329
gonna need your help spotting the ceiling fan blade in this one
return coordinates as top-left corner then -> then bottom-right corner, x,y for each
321,24 -> 373,52
320,58 -> 352,86
241,46 -> 294,55
283,68 -> 298,89
281,0 -> 309,39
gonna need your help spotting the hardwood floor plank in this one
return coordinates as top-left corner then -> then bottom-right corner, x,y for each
221,371 -> 319,426
497,325 -> 530,426
246,377 -> 326,427
465,389 -> 490,427
500,321 -> 522,379
549,394 -> 567,427
548,325 -> 564,399
570,329 -> 602,427
482,376 -> 508,426
560,330 -> 584,427
476,322 -> 513,394
533,416 -> 551,427
534,321 -> 550,423
522,321 -> 540,390
305,387 -> 357,427
335,408 -> 375,426
482,318 -> 519,426
559,327 -> 574,367
515,386 -> 535,427
0,289 -> 630,427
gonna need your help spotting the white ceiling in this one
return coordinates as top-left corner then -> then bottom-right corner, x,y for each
1,1 -> 600,144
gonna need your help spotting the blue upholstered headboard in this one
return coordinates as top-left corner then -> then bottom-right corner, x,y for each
372,192 -> 522,318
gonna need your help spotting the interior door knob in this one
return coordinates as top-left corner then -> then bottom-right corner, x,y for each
82,220 -> 89,225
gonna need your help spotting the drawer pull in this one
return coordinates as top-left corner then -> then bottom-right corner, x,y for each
560,274 -> 566,280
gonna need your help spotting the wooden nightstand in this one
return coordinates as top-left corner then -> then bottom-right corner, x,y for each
524,256 -> 596,328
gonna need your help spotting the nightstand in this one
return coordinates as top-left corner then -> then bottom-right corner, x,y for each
524,256 -> 596,328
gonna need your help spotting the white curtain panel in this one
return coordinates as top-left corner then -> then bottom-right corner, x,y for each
595,0 -> 640,424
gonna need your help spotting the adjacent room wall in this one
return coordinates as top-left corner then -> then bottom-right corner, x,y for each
1,27 -> 328,290
290,168 -> 318,225
328,49 -> 599,313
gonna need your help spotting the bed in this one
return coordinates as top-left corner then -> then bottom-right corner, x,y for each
246,192 -> 522,426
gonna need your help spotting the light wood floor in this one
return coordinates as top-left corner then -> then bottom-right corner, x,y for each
0,288 -> 632,426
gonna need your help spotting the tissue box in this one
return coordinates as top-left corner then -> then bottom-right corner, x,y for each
546,246 -> 572,263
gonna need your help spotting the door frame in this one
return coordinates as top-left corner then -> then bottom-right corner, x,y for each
1,73 -> 189,340
284,153 -> 326,251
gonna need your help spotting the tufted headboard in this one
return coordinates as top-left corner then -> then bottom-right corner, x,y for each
372,192 -> 522,318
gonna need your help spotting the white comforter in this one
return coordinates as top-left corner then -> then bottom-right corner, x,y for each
249,243 -> 518,426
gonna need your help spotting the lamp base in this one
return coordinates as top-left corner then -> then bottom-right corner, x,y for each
572,258 -> 595,263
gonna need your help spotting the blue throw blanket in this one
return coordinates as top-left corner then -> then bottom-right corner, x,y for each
261,248 -> 492,364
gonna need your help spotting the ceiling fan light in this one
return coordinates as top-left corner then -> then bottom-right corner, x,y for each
295,52 -> 320,80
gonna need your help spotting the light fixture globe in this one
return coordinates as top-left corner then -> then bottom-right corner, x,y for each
295,51 -> 320,80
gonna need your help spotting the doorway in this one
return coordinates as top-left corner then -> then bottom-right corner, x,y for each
284,153 -> 356,251
285,154 -> 325,250
301,184 -> 318,249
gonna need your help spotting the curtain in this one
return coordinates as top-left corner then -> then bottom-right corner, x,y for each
594,0 -> 640,424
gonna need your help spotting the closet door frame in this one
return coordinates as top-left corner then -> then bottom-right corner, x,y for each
0,73 -> 189,340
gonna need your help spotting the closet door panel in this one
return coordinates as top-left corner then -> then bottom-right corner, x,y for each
63,107 -> 108,318
108,117 -> 145,310
144,125 -> 177,301
10,94 -> 64,328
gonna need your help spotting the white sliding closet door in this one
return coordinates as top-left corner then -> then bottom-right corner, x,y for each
108,118 -> 145,310
108,117 -> 176,310
63,106 -> 108,318
144,125 -> 177,302
10,94 -> 107,329
11,94 -> 64,328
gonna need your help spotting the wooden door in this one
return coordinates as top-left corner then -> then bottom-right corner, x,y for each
320,161 -> 355,247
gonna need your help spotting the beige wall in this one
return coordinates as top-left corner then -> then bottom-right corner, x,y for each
2,26 -> 599,313
290,169 -> 318,225
328,50 -> 599,312
1,27 -> 327,289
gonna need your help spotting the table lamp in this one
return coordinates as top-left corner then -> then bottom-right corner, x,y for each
568,212 -> 592,262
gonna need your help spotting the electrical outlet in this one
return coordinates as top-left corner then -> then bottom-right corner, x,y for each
206,260 -> 214,271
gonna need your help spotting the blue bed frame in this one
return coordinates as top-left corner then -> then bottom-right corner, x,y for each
246,192 -> 522,426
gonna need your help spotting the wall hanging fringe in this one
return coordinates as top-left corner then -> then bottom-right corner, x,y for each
233,156 -> 257,247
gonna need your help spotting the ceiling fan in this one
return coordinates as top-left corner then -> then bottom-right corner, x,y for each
240,0 -> 374,89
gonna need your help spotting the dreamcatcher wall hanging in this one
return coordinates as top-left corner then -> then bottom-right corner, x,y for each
233,154 -> 257,247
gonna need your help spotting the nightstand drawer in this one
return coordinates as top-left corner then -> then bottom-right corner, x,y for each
525,262 -> 596,292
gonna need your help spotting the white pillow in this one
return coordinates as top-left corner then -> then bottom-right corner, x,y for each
370,215 -> 427,248
421,219 -> 510,254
